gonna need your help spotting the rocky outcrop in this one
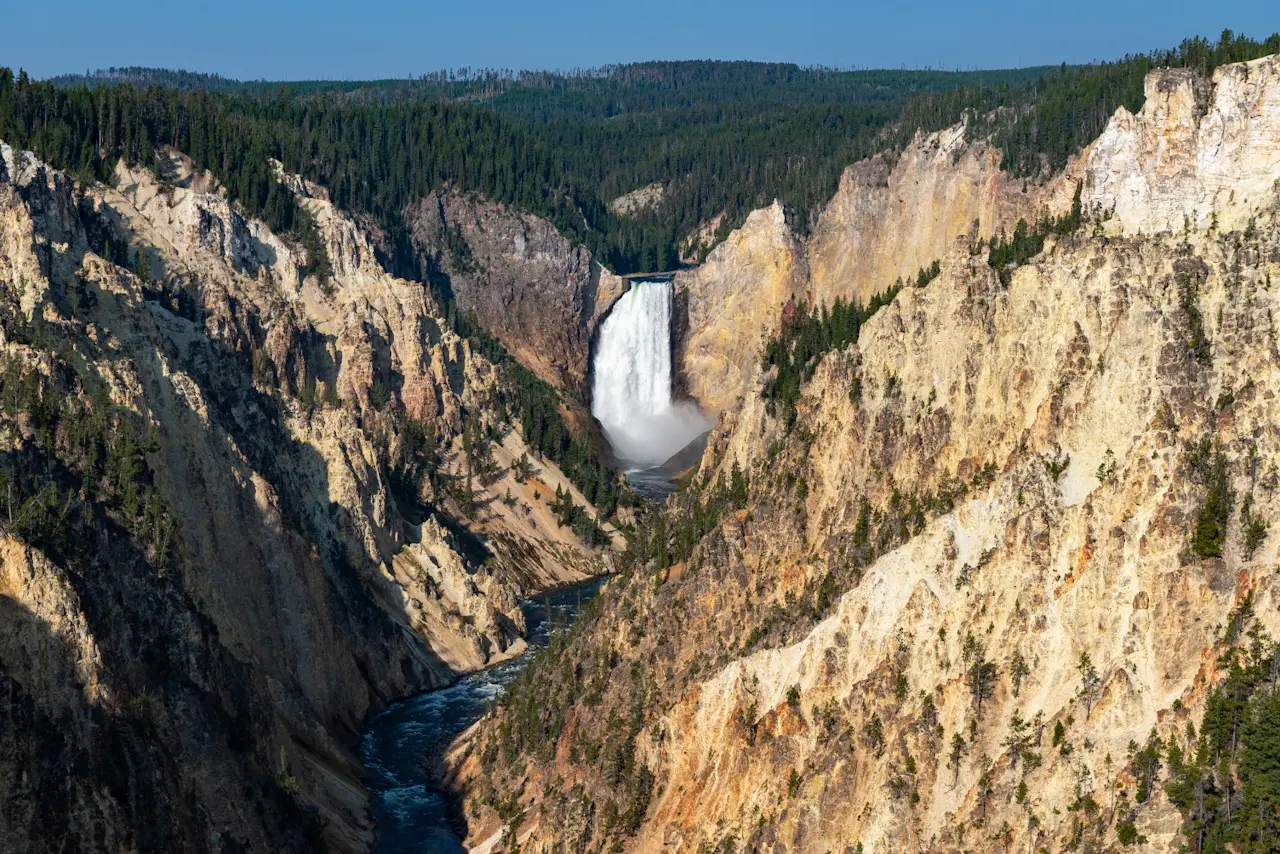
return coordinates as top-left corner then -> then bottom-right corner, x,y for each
0,143 -> 611,852
673,201 -> 806,414
609,182 -> 666,217
445,56 -> 1280,854
808,122 -> 1079,308
404,189 -> 626,395
392,519 -> 529,672
676,125 -> 1078,416
1085,54 -> 1280,235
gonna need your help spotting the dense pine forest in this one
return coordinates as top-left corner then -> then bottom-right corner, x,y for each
11,62 -> 1051,273
6,30 -> 1278,277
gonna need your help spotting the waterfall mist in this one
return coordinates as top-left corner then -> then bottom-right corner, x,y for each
591,279 -> 711,469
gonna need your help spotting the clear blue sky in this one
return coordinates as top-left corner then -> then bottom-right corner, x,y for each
8,0 -> 1277,80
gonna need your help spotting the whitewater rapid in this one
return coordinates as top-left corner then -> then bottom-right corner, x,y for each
590,278 -> 710,469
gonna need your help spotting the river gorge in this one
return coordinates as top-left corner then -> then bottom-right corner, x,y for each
361,578 -> 608,853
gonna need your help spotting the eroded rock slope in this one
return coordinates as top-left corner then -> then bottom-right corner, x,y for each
445,55 -> 1280,854
0,143 -> 611,853
404,189 -> 626,397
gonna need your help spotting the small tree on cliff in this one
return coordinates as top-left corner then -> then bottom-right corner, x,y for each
729,461 -> 749,508
963,634 -> 998,721
1078,652 -> 1100,716
949,732 -> 967,784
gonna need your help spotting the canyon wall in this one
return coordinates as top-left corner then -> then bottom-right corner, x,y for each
404,189 -> 626,397
0,144 -> 610,853
673,202 -> 806,415
807,124 -> 1037,308
677,118 -> 1079,417
1086,55 -> 1280,235
447,55 -> 1280,854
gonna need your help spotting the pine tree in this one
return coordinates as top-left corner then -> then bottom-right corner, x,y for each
134,247 -> 151,283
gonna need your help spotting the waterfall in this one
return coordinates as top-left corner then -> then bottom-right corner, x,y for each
591,279 -> 710,469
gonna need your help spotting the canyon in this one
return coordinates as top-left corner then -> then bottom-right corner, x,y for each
443,54 -> 1280,854
0,140 -> 612,852
404,188 -> 626,398
2,45 -> 1280,854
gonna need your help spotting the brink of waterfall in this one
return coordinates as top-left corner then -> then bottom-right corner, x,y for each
591,278 -> 710,469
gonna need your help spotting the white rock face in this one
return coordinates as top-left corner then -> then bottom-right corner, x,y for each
609,182 -> 666,217
1085,54 -> 1280,234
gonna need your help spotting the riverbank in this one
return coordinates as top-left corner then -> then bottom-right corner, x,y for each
360,576 -> 610,853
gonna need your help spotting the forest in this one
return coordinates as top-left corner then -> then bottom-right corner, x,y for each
7,30 -> 1278,277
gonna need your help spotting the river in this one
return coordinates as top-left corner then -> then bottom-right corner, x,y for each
360,577 -> 608,853
622,466 -> 679,500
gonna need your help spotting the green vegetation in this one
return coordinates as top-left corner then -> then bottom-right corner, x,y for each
1130,728 -> 1164,803
13,30 -> 1278,281
1009,651 -> 1030,696
948,30 -> 1280,177
1,70 -> 563,271
480,588 -> 657,840
2,36 -> 1273,528
1188,440 -> 1233,560
985,185 -> 1083,283
47,66 -> 270,93
1077,651 -> 1101,715
1179,270 -> 1214,364
0,318 -> 176,570
37,61 -> 1056,269
864,714 -> 885,757
948,732 -> 967,782
1165,602 -> 1280,853
628,461 -> 752,572
451,306 -> 626,515
551,484 -> 610,547
962,634 -> 998,720
1117,819 -> 1145,846
761,284 -> 905,428
48,63 -> 1045,104
1241,494 -> 1268,559
1003,710 -> 1038,770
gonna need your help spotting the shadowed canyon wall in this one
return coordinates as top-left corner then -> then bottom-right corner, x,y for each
0,142 -> 611,853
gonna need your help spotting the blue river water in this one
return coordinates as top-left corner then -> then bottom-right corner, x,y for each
360,577 -> 607,853
623,467 -> 679,500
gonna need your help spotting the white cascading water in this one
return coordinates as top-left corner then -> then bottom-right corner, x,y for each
591,279 -> 710,469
